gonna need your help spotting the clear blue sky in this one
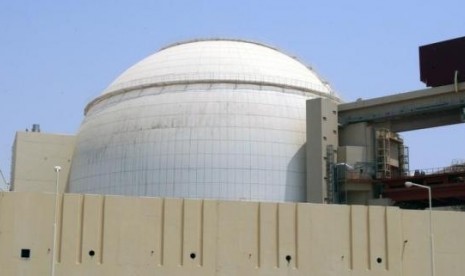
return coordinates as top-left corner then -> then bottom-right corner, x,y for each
1,0 -> 464,183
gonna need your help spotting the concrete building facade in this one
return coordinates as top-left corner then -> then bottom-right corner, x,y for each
10,132 -> 75,193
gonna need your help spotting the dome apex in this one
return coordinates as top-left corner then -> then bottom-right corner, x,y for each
101,39 -> 333,97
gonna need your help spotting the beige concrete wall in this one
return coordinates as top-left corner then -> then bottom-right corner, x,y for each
339,122 -> 374,164
337,146 -> 367,165
306,98 -> 339,203
11,132 -> 75,193
1,192 -> 464,275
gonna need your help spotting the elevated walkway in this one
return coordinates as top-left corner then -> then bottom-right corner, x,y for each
339,82 -> 465,132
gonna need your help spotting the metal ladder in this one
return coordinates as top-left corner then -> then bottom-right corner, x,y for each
376,129 -> 391,178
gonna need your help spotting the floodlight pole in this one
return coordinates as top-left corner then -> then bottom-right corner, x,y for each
51,166 -> 61,276
405,181 -> 435,276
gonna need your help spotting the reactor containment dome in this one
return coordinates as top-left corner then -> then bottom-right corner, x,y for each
68,39 -> 340,202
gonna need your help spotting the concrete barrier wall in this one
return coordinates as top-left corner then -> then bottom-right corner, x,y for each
0,192 -> 464,275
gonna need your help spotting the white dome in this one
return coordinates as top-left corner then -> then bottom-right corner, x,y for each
101,39 -> 332,96
70,39 -> 340,202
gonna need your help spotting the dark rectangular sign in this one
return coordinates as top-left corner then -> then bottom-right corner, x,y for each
420,36 -> 465,87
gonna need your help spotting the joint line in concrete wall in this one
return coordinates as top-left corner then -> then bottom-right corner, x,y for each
257,203 -> 261,268
276,203 -> 280,268
57,194 -> 64,263
200,199 -> 204,267
181,199 -> 185,266
294,203 -> 298,269
160,198 -> 165,266
99,196 -> 105,264
349,205 -> 354,270
77,195 -> 84,264
384,207 -> 389,270
367,207 -> 371,270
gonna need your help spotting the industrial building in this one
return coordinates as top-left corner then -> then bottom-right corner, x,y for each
2,38 -> 465,275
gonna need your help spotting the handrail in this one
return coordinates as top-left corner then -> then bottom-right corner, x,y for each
406,165 -> 465,177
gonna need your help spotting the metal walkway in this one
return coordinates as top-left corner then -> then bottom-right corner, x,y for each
381,165 -> 465,208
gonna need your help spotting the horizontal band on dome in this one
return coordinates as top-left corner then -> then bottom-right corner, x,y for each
85,79 -> 341,115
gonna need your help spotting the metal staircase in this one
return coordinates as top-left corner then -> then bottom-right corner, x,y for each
376,128 -> 392,179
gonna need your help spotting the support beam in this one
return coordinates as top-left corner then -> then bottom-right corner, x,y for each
339,82 -> 465,132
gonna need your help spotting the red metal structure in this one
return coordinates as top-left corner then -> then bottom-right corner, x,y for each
381,164 -> 465,208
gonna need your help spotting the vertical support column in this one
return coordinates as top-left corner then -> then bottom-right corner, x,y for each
183,199 -> 203,267
80,195 -> 105,264
306,98 -> 339,203
163,198 -> 184,266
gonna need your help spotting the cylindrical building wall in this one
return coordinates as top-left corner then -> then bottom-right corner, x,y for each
68,39 -> 340,202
